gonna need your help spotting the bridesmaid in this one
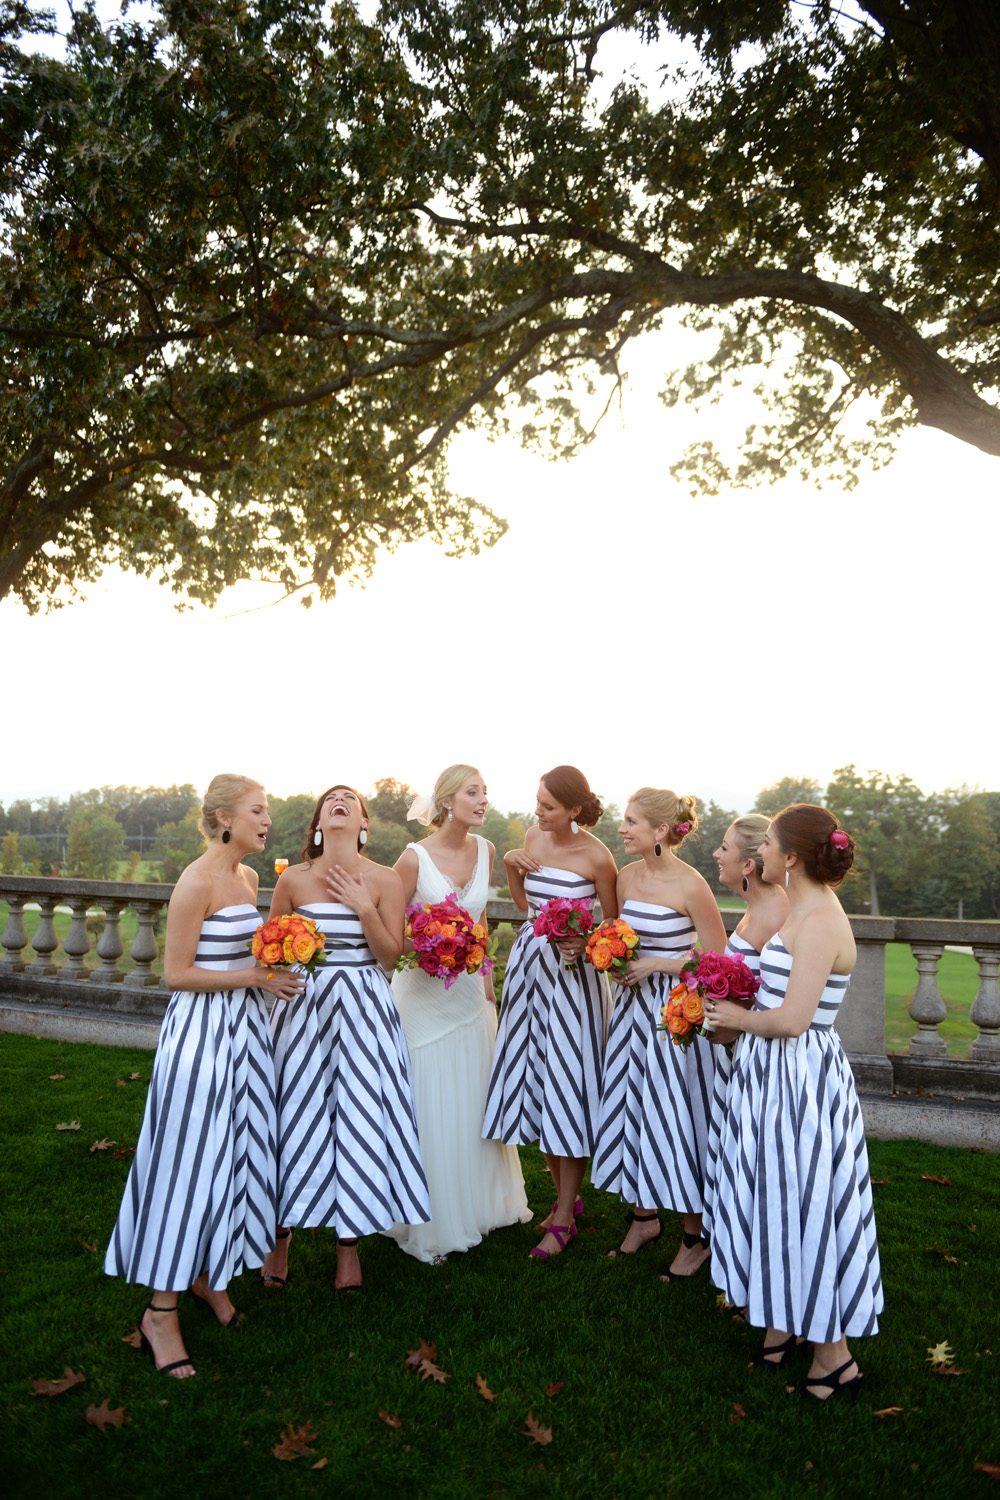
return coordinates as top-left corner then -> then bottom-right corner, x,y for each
105,775 -> 302,1378
701,815 -> 788,1247
260,785 -> 430,1292
590,789 -> 726,1276
709,805 -> 883,1397
482,765 -> 618,1260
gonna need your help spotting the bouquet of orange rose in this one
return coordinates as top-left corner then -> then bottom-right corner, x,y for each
396,895 -> 497,991
658,948 -> 759,1048
584,917 -> 641,995
252,912 -> 326,974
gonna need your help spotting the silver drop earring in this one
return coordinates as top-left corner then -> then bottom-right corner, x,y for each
359,828 -> 368,846
447,807 -> 453,822
313,829 -> 323,848
570,820 -> 579,835
785,869 -> 790,888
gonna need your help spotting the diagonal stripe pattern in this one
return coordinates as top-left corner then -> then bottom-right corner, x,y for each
710,937 -> 884,1341
702,932 -> 759,1242
591,902 -> 714,1212
482,868 -> 610,1155
104,905 -> 277,1291
270,905 -> 430,1237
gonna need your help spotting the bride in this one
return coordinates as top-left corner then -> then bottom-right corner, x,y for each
385,764 -> 530,1262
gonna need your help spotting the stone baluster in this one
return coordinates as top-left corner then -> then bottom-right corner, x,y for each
907,942 -> 947,1058
0,891 -> 29,972
970,946 -> 1000,1062
94,900 -> 126,983
125,900 -> 161,987
27,892 -> 60,977
59,897 -> 92,981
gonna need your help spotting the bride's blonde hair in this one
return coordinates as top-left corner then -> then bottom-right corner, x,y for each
428,764 -> 481,828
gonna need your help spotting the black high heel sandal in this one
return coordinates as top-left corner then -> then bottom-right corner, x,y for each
659,1229 -> 710,1282
189,1288 -> 240,1327
749,1333 -> 802,1371
800,1357 -> 863,1403
607,1210 -> 663,1258
261,1227 -> 292,1288
336,1237 -> 363,1292
138,1302 -> 196,1377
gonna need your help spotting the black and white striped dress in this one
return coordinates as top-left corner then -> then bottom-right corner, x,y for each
590,902 -> 715,1212
701,932 -> 760,1243
481,867 -> 611,1156
269,906 -> 431,1238
710,938 -> 883,1341
104,905 -> 277,1291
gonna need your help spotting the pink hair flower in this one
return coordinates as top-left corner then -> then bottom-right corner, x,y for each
674,821 -> 691,836
830,830 -> 850,849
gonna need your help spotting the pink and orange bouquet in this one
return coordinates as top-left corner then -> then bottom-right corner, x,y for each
396,895 -> 497,990
533,896 -> 595,970
252,912 -> 326,974
658,948 -> 759,1048
584,917 -> 641,994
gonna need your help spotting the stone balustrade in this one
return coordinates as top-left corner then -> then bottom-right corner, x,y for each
2,877 -> 998,1110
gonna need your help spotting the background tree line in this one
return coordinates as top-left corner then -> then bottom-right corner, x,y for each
1,770 -> 997,920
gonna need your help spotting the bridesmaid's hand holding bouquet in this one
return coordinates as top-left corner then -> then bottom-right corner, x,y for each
533,896 -> 595,971
584,918 -> 641,995
658,948 -> 759,1048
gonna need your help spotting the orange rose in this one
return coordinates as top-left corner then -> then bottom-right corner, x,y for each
292,932 -> 320,964
668,1009 -> 692,1036
608,938 -> 626,958
286,916 -> 308,936
427,921 -> 441,937
589,941 -> 613,971
261,919 -> 282,944
472,924 -> 487,942
261,940 -> 283,966
439,923 -> 457,939
439,953 -> 455,968
669,982 -> 689,1004
251,932 -> 264,958
682,989 -> 704,1024
467,944 -> 485,968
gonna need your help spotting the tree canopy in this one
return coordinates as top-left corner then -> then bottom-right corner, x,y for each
3,0 -> 999,610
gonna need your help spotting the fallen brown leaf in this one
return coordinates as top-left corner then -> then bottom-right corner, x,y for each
969,1224 -> 978,1233
927,1340 -> 954,1366
86,1399 -> 126,1430
475,1374 -> 497,1403
418,1358 -> 450,1384
870,1176 -> 889,1186
544,1382 -> 564,1397
48,1074 -> 65,1080
31,1367 -> 85,1397
973,1463 -> 1000,1481
90,1139 -> 115,1152
55,1121 -> 81,1131
404,1338 -> 437,1369
122,1328 -> 142,1349
129,1072 -> 141,1080
932,1364 -> 967,1377
873,1407 -> 904,1419
925,1244 -> 959,1263
730,1403 -> 745,1424
311,1458 -> 328,1470
77,1239 -> 97,1253
112,1145 -> 135,1158
523,1412 -> 553,1446
921,1175 -> 951,1186
272,1421 -> 318,1461
378,1409 -> 402,1429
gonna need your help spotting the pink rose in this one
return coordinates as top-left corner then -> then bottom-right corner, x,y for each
705,971 -> 730,998
830,830 -> 850,849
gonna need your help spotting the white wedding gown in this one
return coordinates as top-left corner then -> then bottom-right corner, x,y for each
385,836 -> 530,1262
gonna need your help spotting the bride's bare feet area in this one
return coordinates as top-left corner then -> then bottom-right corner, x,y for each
140,1304 -> 195,1379
190,1274 -> 239,1325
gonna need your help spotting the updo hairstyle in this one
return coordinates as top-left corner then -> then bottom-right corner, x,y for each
729,813 -> 770,876
629,788 -> 698,847
302,784 -> 371,860
770,803 -> 855,886
199,774 -> 263,841
541,766 -> 603,827
430,764 -> 481,828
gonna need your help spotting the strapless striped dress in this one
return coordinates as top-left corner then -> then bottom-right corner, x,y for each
591,902 -> 715,1212
482,867 -> 611,1157
104,905 -> 277,1290
701,931 -> 760,1243
269,905 -> 430,1237
710,937 -> 883,1341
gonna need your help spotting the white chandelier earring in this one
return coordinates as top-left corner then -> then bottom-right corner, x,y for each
570,819 -> 579,835
313,828 -> 323,848
359,828 -> 368,845
447,807 -> 453,821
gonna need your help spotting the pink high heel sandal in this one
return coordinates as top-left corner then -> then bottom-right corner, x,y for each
529,1222 -> 578,1260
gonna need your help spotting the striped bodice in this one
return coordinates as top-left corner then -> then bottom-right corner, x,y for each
619,900 -> 696,954
194,905 -> 260,970
298,904 -> 375,967
724,931 -> 761,978
524,867 -> 597,921
757,937 -> 849,1029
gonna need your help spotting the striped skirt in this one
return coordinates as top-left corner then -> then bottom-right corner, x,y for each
270,961 -> 430,1237
104,986 -> 277,1290
482,924 -> 609,1157
701,1042 -> 734,1241
710,1029 -> 883,1341
590,973 -> 715,1213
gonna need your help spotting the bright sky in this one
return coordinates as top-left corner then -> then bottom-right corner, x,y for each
6,319 -> 997,817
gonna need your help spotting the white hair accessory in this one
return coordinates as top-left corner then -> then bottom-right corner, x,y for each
407,792 -> 437,827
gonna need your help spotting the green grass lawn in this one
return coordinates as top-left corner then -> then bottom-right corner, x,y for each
1,1032 -> 998,1500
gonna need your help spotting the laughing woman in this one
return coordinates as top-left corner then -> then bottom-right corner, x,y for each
590,790 -> 727,1278
261,785 -> 430,1293
105,775 -> 302,1378
709,806 -> 882,1398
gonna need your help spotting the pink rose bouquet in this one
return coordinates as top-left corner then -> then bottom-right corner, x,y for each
396,895 -> 497,991
533,896 -> 595,971
658,948 -> 760,1048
